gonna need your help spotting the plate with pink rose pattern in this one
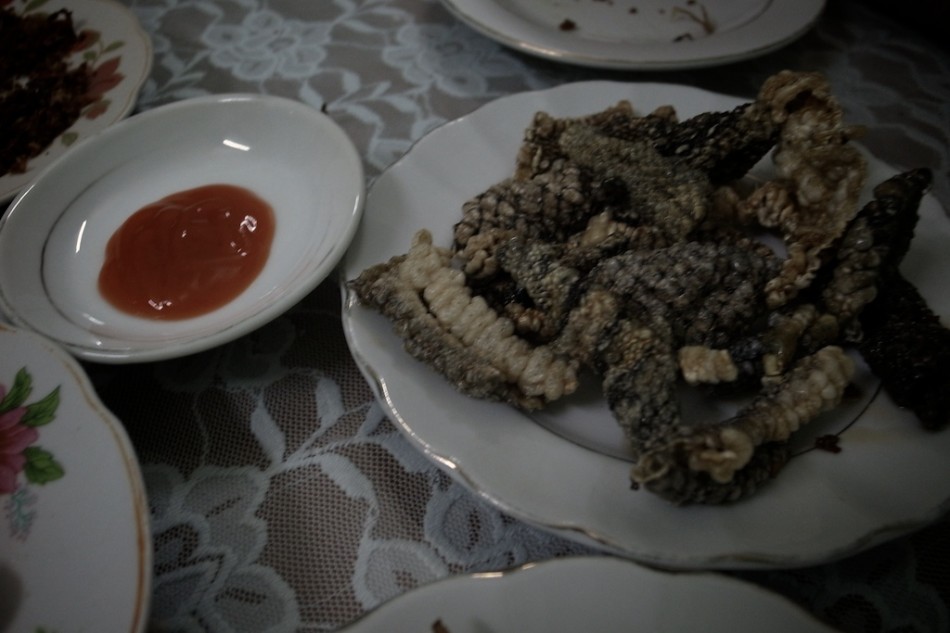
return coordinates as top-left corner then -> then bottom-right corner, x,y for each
0,0 -> 152,202
0,323 -> 151,633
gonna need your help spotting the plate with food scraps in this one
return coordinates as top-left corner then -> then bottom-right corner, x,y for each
342,556 -> 836,633
437,0 -> 824,70
0,323 -> 151,632
341,79 -> 950,569
0,94 -> 364,363
0,0 -> 153,202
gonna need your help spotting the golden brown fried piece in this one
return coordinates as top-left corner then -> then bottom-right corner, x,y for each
350,230 -> 578,410
632,346 -> 854,504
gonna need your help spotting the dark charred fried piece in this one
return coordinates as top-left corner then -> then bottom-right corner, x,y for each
681,303 -> 841,389
819,168 -> 933,327
517,97 -> 779,189
585,240 -> 780,348
691,169 -> 933,386
562,211 -> 673,269
558,125 -> 711,242
636,442 -> 790,505
350,230 -> 578,410
840,168 -> 948,430
493,238 -> 580,335
452,161 -> 599,278
650,102 -> 779,186
859,275 -> 950,430
602,319 -> 680,458
632,346 -> 854,504
552,288 -> 679,457
542,242 -> 779,458
513,101 -> 678,181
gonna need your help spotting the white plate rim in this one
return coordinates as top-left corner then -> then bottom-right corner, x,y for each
342,555 -> 837,632
0,0 -> 153,201
0,322 -> 152,632
341,80 -> 950,570
0,93 -> 365,363
438,0 -> 825,70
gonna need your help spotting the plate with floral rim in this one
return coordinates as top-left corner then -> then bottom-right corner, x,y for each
0,0 -> 153,202
0,323 -> 151,632
438,0 -> 824,70
341,556 -> 837,632
341,80 -> 950,570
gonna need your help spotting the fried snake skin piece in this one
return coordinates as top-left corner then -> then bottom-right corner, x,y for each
528,241 -> 781,460
460,85 -> 786,273
647,102 -> 778,186
631,346 -> 855,504
513,101 -> 677,181
851,168 -> 948,429
687,169 -> 933,386
558,125 -> 711,242
859,275 -> 950,430
515,95 -> 778,188
585,240 -> 780,349
819,168 -> 933,326
752,168 -> 933,376
716,71 -> 869,309
453,160 -> 615,279
349,230 -> 578,410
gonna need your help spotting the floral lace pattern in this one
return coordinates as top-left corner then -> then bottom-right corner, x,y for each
85,1 -> 950,631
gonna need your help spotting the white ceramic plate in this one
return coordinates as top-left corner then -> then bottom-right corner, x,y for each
0,0 -> 152,201
341,81 -> 950,570
343,556 -> 836,632
0,323 -> 151,632
0,94 -> 364,363
439,0 -> 824,70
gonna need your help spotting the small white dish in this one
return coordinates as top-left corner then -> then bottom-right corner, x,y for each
439,0 -> 824,70
0,94 -> 364,363
342,556 -> 836,633
0,0 -> 153,201
0,323 -> 151,632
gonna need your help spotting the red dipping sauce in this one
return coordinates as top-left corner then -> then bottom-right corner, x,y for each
98,184 -> 276,320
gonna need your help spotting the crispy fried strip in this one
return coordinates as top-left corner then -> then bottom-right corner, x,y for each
351,230 -> 578,409
631,346 -> 854,503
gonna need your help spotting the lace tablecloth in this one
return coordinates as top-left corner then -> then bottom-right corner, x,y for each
74,0 -> 950,631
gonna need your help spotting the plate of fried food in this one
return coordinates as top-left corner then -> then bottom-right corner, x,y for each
342,556 -> 836,632
342,72 -> 950,569
0,0 -> 152,202
438,0 -> 824,70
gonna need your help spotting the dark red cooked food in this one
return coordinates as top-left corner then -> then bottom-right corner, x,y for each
0,7 -> 91,176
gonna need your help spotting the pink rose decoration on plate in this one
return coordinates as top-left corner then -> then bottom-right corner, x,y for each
0,369 -> 63,496
0,401 -> 38,494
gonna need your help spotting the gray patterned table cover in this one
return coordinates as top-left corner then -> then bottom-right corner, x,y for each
76,1 -> 950,631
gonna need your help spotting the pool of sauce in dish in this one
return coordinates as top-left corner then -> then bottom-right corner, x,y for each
98,183 -> 276,320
